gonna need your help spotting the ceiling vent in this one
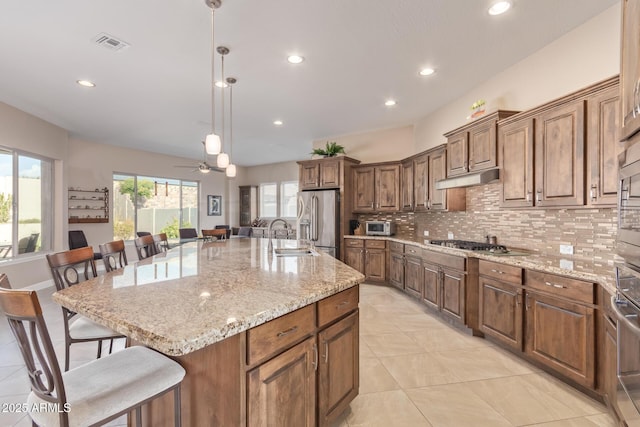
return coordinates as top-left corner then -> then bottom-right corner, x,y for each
92,33 -> 130,51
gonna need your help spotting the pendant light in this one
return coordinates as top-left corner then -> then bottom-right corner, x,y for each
205,0 -> 222,155
226,76 -> 237,178
216,46 -> 230,169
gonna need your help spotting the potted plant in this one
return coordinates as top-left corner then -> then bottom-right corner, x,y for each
470,99 -> 486,119
311,141 -> 346,158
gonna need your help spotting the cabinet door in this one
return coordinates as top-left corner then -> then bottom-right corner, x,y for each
524,291 -> 595,388
353,167 -> 375,212
603,312 -> 620,418
318,311 -> 359,427
500,118 -> 535,207
422,262 -> 440,310
479,277 -> 523,351
441,268 -> 465,324
447,131 -> 468,177
588,85 -> 623,206
428,147 -> 448,211
401,160 -> 414,211
534,101 -> 585,207
375,164 -> 401,212
300,163 -> 320,189
469,120 -> 497,172
344,247 -> 364,274
404,255 -> 423,299
319,160 -> 341,188
364,248 -> 386,282
621,0 -> 640,140
389,251 -> 405,290
247,337 -> 316,427
413,153 -> 429,211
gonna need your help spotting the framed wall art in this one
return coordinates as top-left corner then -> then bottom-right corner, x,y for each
207,195 -> 222,216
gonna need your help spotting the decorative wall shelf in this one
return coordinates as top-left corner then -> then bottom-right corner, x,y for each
68,187 -> 109,224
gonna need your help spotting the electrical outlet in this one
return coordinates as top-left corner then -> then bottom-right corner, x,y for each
560,259 -> 574,270
423,230 -> 429,237
560,245 -> 574,255
448,232 -> 454,239
424,239 -> 430,245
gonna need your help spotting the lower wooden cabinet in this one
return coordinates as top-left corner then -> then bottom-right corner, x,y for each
318,312 -> 359,427
364,245 -> 386,282
524,291 -> 595,389
344,239 -> 386,283
389,249 -> 405,290
345,246 -> 364,274
404,255 -> 423,299
247,336 -> 317,427
421,253 -> 466,326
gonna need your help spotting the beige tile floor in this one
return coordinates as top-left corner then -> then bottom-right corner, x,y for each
0,283 -> 616,426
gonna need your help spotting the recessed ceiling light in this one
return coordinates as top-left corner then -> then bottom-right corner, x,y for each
287,55 -> 304,64
419,68 -> 435,76
273,120 -> 283,126
76,80 -> 95,88
215,81 -> 228,88
385,100 -> 397,107
488,0 -> 512,15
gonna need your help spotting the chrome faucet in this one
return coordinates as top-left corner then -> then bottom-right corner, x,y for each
267,218 -> 290,253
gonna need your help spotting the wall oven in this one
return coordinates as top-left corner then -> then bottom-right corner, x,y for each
619,143 -> 640,268
613,264 -> 640,426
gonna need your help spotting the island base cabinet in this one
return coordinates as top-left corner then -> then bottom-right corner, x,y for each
525,291 -> 595,389
318,311 -> 359,427
247,336 -> 317,427
479,277 -> 523,351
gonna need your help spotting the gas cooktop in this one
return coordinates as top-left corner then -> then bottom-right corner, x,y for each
428,239 -> 509,253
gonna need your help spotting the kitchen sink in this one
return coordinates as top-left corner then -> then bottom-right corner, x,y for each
274,248 -> 319,257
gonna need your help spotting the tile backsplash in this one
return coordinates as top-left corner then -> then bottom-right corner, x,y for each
357,183 -> 619,270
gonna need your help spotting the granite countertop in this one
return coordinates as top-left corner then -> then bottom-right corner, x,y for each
345,235 -> 616,294
53,239 -> 364,356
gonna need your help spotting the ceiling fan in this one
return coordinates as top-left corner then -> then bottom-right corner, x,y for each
174,142 -> 225,174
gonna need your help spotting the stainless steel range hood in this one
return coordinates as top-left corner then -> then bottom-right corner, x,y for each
434,168 -> 500,190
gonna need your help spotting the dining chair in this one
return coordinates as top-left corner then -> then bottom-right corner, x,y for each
178,228 -> 198,240
136,231 -> 151,237
134,234 -> 157,260
215,224 -> 232,240
0,275 -> 185,427
153,232 -> 170,253
46,246 -> 126,371
238,226 -> 253,238
99,239 -> 128,272
202,229 -> 226,241
68,230 -> 102,260
18,232 -> 39,254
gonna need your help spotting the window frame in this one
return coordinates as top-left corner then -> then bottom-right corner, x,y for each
258,181 -> 299,219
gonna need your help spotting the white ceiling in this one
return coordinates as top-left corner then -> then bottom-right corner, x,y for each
0,0 -> 618,167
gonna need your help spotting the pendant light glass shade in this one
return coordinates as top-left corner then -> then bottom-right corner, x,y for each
225,163 -> 236,177
216,152 -> 229,168
205,133 -> 221,155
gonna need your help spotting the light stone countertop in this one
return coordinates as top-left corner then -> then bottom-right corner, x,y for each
53,239 -> 365,356
346,235 -> 617,294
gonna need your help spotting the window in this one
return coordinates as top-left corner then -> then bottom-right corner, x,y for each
112,174 -> 199,241
0,147 -> 52,258
259,181 -> 298,218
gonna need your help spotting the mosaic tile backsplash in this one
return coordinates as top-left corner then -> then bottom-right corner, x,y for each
357,183 -> 619,270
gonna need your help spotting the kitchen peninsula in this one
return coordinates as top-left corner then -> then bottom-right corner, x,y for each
53,238 -> 364,426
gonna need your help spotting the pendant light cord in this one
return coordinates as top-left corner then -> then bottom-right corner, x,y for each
221,53 -> 225,152
210,8 -> 216,136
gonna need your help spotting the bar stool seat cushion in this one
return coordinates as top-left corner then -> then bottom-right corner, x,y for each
69,315 -> 124,340
27,346 -> 185,427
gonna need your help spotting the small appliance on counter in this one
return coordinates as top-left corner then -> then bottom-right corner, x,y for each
365,221 -> 396,236
349,219 -> 360,235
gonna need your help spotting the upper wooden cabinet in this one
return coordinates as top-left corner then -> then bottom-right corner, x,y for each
428,146 -> 466,212
499,76 -> 620,208
621,0 -> 640,140
401,159 -> 414,211
413,153 -> 429,211
353,162 -> 400,213
444,110 -> 519,178
297,157 -> 360,190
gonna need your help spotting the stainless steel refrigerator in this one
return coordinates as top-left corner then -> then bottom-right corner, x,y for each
297,189 -> 340,258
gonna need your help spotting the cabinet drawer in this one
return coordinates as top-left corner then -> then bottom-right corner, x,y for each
479,260 -> 522,283
525,270 -> 595,304
422,250 -> 466,271
247,304 -> 315,365
405,245 -> 421,256
345,239 -> 364,248
389,241 -> 404,252
317,286 -> 359,328
365,239 -> 386,249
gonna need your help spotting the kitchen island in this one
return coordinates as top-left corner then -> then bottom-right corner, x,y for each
53,238 -> 364,426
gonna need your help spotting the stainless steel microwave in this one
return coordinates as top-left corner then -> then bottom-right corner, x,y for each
365,221 -> 396,236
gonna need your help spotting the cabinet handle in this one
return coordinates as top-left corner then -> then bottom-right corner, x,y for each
515,293 -> 521,306
336,300 -> 349,309
611,295 -> 640,336
277,326 -> 298,337
590,184 -> 597,201
490,269 -> 505,275
525,294 -> 530,311
312,343 -> 318,371
536,190 -> 542,203
526,191 -> 532,203
371,202 -> 374,209
544,281 -> 567,289
323,340 -> 329,363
